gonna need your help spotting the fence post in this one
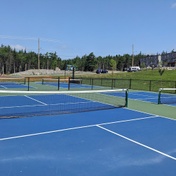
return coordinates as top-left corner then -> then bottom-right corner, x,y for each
58,77 -> 60,90
114,79 -> 116,88
125,89 -> 128,107
129,79 -> 132,89
27,77 -> 30,91
91,78 -> 93,90
111,79 -> 114,89
149,80 -> 152,91
68,77 -> 70,90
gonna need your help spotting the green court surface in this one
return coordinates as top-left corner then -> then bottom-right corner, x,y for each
128,99 -> 176,119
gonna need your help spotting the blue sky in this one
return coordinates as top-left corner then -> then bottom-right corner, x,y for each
0,0 -> 176,59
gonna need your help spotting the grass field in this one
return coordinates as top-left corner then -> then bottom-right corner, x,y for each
76,69 -> 176,81
73,69 -> 176,92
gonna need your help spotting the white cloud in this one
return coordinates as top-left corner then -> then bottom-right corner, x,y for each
171,2 -> 176,8
10,44 -> 26,51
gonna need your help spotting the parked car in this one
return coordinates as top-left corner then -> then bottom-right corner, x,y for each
96,69 -> 108,74
96,69 -> 101,74
101,69 -> 108,73
128,66 -> 141,72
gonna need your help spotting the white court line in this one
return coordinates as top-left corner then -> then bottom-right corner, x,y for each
24,95 -> 47,105
0,104 -> 46,109
0,124 -> 95,141
97,125 -> 176,161
0,115 -> 157,141
98,115 -> 158,126
0,85 -> 7,89
139,97 -> 157,100
0,101 -> 92,110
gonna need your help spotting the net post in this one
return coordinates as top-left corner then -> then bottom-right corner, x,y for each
158,88 -> 162,104
42,78 -> 44,85
58,77 -> 60,90
27,77 -> 30,91
125,89 -> 128,107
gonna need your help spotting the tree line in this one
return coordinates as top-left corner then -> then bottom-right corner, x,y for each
0,44 -> 146,74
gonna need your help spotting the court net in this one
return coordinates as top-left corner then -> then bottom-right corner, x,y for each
42,78 -> 82,90
0,77 -> 25,86
0,89 -> 128,118
158,88 -> 176,104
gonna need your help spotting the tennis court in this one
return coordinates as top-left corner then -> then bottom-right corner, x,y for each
0,82 -> 28,89
129,90 -> 176,106
40,78 -> 176,106
0,89 -> 176,175
41,78 -> 103,90
1,77 -> 176,107
0,78 -> 29,90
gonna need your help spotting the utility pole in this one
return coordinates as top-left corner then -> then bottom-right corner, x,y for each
38,38 -> 40,69
132,44 -> 134,66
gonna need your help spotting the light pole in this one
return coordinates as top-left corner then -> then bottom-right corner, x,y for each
132,44 -> 134,66
38,38 -> 40,69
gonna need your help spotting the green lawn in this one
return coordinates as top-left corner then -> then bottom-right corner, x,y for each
74,69 -> 176,92
76,69 -> 176,81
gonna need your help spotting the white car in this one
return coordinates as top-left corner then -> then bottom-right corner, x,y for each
128,66 -> 141,72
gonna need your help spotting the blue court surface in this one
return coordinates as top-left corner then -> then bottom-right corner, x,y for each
0,107 -> 176,175
0,82 -> 28,89
41,80 -> 176,106
129,91 -> 159,103
129,91 -> 176,106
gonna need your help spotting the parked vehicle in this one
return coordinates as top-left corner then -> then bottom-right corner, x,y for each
96,69 -> 108,74
101,69 -> 108,73
128,66 -> 141,72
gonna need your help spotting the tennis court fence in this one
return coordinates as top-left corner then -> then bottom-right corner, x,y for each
79,78 -> 176,92
1,77 -> 176,92
27,77 -> 176,91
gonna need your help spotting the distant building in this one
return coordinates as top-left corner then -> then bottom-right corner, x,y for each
161,52 -> 176,67
140,55 -> 158,67
140,52 -> 176,67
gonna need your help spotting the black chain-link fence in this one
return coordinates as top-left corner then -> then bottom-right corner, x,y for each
80,78 -> 176,92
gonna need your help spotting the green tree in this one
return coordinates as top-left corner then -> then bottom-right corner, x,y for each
84,52 -> 96,71
109,59 -> 116,73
